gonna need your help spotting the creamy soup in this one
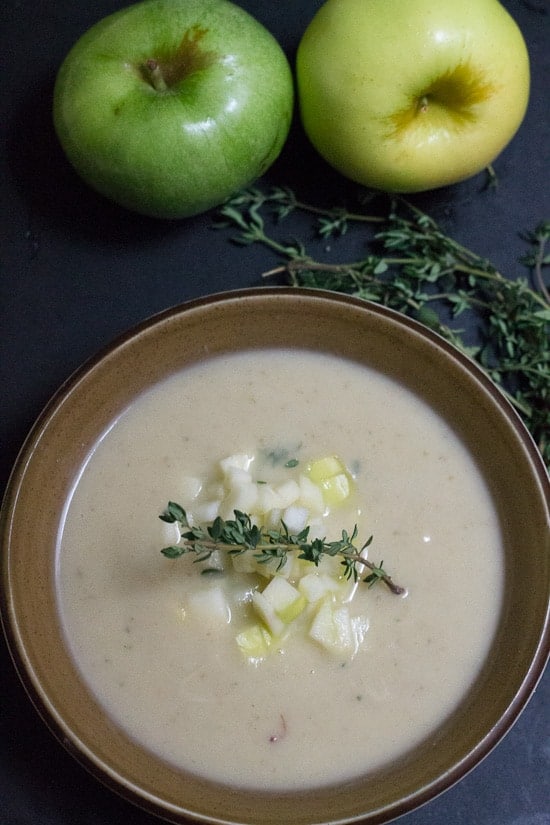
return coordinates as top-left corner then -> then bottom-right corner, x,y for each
57,349 -> 503,791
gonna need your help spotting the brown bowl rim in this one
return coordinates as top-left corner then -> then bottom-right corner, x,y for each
1,287 -> 549,825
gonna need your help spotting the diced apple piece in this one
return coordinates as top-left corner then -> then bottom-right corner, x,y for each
312,554 -> 357,602
298,572 -> 340,604
187,586 -> 231,626
309,599 -> 354,654
251,590 -> 286,637
306,455 -> 354,506
307,455 -> 346,483
281,505 -> 309,534
262,576 -> 307,623
320,472 -> 351,506
235,624 -> 272,660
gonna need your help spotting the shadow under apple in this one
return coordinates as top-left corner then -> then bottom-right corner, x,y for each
6,68 -> 536,278
6,75 -> 200,245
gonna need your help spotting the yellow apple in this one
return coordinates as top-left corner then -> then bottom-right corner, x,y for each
296,0 -> 530,193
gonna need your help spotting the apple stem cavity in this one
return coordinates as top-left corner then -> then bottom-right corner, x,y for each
143,59 -> 168,92
140,27 -> 217,93
418,95 -> 429,114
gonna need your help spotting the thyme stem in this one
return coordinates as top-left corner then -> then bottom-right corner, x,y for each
170,538 -> 404,595
160,504 -> 406,595
215,186 -> 550,468
289,198 -> 385,225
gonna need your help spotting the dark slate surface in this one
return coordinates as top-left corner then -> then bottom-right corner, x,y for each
1,1 -> 548,824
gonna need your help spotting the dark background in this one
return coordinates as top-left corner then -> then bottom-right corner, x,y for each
1,1 -> 548,824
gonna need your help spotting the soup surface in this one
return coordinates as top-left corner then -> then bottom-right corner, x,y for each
57,348 -> 503,791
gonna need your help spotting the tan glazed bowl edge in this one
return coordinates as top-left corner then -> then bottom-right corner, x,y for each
1,287 -> 549,825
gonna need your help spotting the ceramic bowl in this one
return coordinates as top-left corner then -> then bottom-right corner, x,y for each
1,288 -> 549,825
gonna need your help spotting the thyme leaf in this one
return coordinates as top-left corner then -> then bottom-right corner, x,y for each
160,505 -> 405,595
215,187 -> 550,467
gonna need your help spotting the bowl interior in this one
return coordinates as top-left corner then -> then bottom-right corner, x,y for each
1,288 -> 549,825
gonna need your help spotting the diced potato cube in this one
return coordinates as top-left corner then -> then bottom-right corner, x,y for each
316,553 -> 343,577
220,454 -> 254,474
259,557 -> 292,579
274,479 -> 301,508
235,624 -> 272,660
204,483 -> 225,501
231,550 -> 292,580
304,520 -> 325,541
220,483 -> 259,519
264,506 -> 283,530
187,586 -> 231,626
282,505 -> 309,534
309,600 -> 354,654
224,467 -> 253,488
255,483 -> 284,514
298,572 -> 340,604
288,553 -> 316,580
320,472 -> 351,506
192,500 -> 222,523
262,576 -> 307,623
307,455 -> 345,483
231,552 -> 259,575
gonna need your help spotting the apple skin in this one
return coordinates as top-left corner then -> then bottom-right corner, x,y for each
296,0 -> 530,193
53,0 -> 294,219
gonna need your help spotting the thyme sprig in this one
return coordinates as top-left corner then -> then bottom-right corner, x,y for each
159,502 -> 405,595
216,187 -> 550,467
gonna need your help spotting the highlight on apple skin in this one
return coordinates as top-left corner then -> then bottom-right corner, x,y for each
296,0 -> 530,193
53,0 -> 294,219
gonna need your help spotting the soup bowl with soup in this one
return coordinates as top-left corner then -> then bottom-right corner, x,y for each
1,288 -> 549,824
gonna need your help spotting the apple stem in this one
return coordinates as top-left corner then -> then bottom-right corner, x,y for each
418,95 -> 429,114
143,59 -> 168,92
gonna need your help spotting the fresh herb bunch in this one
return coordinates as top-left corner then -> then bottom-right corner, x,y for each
216,186 -> 550,468
159,501 -> 405,595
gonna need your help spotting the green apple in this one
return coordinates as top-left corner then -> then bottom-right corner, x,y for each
296,0 -> 530,193
53,0 -> 293,219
